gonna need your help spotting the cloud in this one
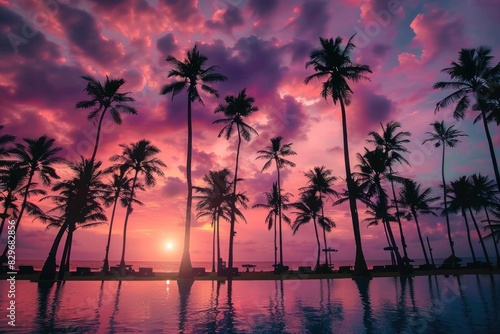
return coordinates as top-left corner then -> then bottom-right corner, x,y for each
205,6 -> 245,34
287,1 -> 331,38
156,33 -> 177,59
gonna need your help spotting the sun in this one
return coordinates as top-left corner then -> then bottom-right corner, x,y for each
166,242 -> 173,250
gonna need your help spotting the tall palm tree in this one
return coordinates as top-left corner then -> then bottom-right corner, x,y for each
300,166 -> 338,266
1,136 -> 63,262
291,191 -> 334,271
423,121 -> 467,259
0,125 -> 15,160
101,166 -> 136,273
368,121 -> 412,262
193,168 -> 233,273
434,47 -> 500,190
470,173 -> 500,267
213,88 -> 258,270
304,35 -> 372,276
76,75 -> 138,162
160,45 -> 228,278
39,158 -> 107,282
397,180 -> 440,265
256,136 -> 296,268
446,176 -> 478,262
108,140 -> 165,274
0,166 -> 45,239
252,182 -> 292,268
356,147 -> 404,266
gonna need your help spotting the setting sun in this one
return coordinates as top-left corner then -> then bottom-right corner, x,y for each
166,242 -> 173,250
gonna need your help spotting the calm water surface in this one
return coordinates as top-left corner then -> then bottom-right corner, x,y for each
0,275 -> 498,333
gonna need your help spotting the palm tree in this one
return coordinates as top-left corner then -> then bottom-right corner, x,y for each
108,139 -> 165,274
76,75 -> 138,162
256,136 -> 296,268
356,147 -> 404,267
213,88 -> 258,271
291,191 -> 334,271
423,121 -> 467,259
160,45 -> 228,278
300,166 -> 338,267
470,173 -> 500,267
101,166 -> 137,273
368,121 -> 412,262
397,180 -> 440,265
434,47 -> 500,190
193,168 -> 233,273
0,166 -> 45,239
252,182 -> 292,268
1,136 -> 63,262
0,125 -> 15,160
446,176 -> 478,262
39,158 -> 107,281
304,35 -> 372,276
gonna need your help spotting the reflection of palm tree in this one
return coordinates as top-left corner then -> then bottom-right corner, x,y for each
354,278 -> 376,333
257,136 -> 296,267
109,281 -> 122,333
214,88 -> 258,272
2,136 -> 62,261
252,182 -> 292,267
177,279 -> 194,332
76,75 -> 137,162
368,121 -> 412,261
305,35 -> 372,276
161,45 -> 228,278
301,166 -> 338,266
291,191 -> 334,271
434,47 -> 500,190
397,179 -> 440,265
423,121 -> 466,259
109,140 -> 166,274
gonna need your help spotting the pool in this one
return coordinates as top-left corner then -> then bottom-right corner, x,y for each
0,275 -> 498,333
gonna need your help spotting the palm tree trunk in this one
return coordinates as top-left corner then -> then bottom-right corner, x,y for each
339,98 -> 368,275
228,126 -> 242,272
441,145 -> 455,257
39,220 -> 69,282
58,225 -> 74,281
90,106 -> 108,163
103,192 -> 120,273
313,216 -> 321,271
383,218 -> 395,265
274,212 -> 277,268
462,209 -> 476,262
389,170 -> 408,261
468,207 -> 490,264
484,207 -> 500,268
179,97 -> 193,279
480,109 -> 500,191
119,171 -> 138,275
276,161 -> 284,267
412,210 -> 429,265
212,215 -> 216,272
216,211 -> 221,273
320,192 -> 328,266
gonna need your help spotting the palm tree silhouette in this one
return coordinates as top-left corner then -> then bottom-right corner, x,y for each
101,166 -> 138,273
1,136 -> 63,262
256,136 -> 296,268
356,147 -> 404,267
252,182 -> 292,268
0,125 -> 15,160
305,35 -> 372,276
300,166 -> 338,267
397,179 -> 440,266
470,173 -> 500,267
160,45 -> 228,278
76,75 -> 137,163
434,47 -> 500,190
108,139 -> 165,275
368,121 -> 412,262
38,158 -> 107,281
0,166 -> 45,239
291,191 -> 334,271
214,88 -> 258,271
423,121 -> 467,259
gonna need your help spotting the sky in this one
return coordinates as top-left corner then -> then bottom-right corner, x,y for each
1,0 -> 499,265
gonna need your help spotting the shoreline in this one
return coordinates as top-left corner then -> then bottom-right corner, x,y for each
2,267 -> 499,282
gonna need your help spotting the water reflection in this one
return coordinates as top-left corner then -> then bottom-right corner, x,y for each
109,281 -> 122,333
35,282 -> 64,333
355,278 -> 376,334
177,279 -> 194,333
